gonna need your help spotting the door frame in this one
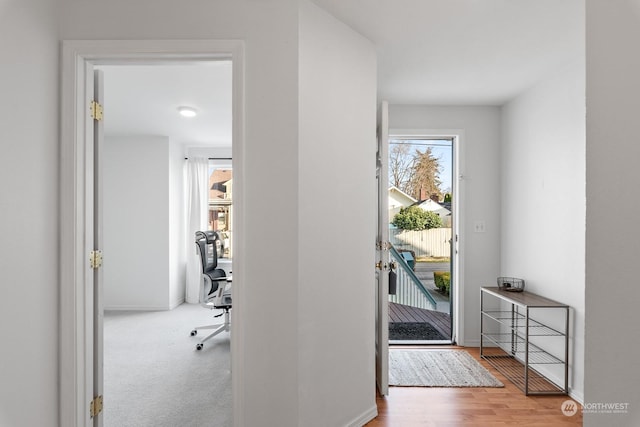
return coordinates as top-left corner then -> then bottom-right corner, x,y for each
60,39 -> 245,426
388,128 -> 465,345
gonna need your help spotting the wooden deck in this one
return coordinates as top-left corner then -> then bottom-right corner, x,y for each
389,302 -> 451,340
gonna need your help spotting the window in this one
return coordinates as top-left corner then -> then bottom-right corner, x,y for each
208,161 -> 233,258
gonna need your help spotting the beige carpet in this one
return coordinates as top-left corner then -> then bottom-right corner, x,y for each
389,349 -> 504,387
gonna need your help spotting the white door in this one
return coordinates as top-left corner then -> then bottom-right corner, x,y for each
92,69 -> 105,427
375,100 -> 390,396
84,66 -> 105,426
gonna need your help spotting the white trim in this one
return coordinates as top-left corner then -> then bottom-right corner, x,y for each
345,404 -> 378,427
103,304 -> 185,311
60,39 -> 245,427
388,128 -> 465,345
569,390 -> 584,406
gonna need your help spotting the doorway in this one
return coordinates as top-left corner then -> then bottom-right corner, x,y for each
387,135 -> 458,345
96,62 -> 232,425
60,40 -> 245,427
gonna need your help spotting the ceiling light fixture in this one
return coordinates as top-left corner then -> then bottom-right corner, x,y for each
177,106 -> 198,117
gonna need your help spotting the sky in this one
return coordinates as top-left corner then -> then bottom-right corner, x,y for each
390,139 -> 453,194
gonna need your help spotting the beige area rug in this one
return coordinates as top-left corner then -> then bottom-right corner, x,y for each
389,349 -> 504,387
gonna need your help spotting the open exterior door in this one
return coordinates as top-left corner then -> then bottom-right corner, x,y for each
375,100 -> 390,396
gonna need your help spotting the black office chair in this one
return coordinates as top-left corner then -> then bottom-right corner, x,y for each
190,230 -> 232,350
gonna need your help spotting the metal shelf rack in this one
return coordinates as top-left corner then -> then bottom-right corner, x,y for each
480,287 -> 569,395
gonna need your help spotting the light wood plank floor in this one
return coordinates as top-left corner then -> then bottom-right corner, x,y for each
366,347 -> 582,426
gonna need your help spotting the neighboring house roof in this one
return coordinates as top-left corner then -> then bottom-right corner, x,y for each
414,198 -> 451,217
388,186 -> 417,209
209,169 -> 233,200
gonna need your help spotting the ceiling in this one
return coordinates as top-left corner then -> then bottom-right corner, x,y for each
100,1 -> 582,146
313,0 -> 584,105
99,61 -> 232,147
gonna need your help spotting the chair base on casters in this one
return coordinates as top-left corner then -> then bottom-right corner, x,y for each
190,307 -> 230,350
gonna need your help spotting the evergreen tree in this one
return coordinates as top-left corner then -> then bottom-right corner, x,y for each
408,147 -> 442,200
389,143 -> 443,200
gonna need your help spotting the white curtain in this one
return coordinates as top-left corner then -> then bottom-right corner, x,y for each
185,157 -> 209,303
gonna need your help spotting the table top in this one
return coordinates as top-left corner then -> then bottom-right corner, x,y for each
481,287 -> 568,308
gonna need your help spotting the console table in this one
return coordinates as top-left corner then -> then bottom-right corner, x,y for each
480,287 -> 569,395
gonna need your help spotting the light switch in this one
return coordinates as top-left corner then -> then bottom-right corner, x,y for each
474,220 -> 486,233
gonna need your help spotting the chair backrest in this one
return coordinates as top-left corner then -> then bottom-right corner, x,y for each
195,230 -> 220,273
195,231 -> 228,306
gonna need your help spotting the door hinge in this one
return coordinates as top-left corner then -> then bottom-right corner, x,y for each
89,395 -> 103,418
90,100 -> 103,121
376,241 -> 391,251
90,250 -> 103,269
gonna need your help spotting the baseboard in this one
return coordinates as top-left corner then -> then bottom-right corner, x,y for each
569,389 -> 584,405
345,404 -> 377,427
104,305 -> 171,311
105,298 -> 185,311
169,297 -> 185,310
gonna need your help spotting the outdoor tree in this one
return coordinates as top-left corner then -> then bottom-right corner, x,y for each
408,147 -> 442,201
389,143 -> 414,192
389,142 -> 443,201
392,206 -> 442,231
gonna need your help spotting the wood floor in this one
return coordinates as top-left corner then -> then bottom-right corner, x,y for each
366,347 -> 582,426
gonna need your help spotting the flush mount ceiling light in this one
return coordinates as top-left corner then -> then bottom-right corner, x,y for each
177,106 -> 198,117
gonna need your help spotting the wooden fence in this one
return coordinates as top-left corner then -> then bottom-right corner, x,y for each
390,228 -> 452,258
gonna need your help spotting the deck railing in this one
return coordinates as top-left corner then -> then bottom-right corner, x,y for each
389,245 -> 437,311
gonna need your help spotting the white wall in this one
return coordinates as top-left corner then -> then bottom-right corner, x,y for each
585,1 -> 640,425
58,1 -> 327,426
169,141 -> 186,308
298,1 -> 377,425
501,59 -> 586,401
104,135 -> 184,310
0,1 -> 59,426
389,105 -> 502,346
186,146 -> 231,160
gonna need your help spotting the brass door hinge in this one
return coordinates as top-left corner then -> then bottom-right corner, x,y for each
90,395 -> 103,418
90,250 -> 103,269
376,241 -> 391,251
90,100 -> 103,121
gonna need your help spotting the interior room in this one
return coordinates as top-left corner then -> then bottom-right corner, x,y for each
2,1 -> 639,427
98,62 -> 232,311
96,62 -> 234,425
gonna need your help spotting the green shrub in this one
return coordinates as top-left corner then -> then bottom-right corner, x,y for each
433,271 -> 451,295
392,206 -> 442,231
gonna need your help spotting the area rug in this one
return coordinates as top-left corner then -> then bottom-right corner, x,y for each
389,349 -> 504,387
389,322 -> 446,341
